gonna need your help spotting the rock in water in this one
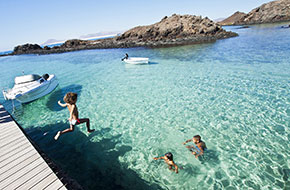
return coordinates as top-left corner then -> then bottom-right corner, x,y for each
10,14 -> 238,55
13,44 -> 42,54
116,14 -> 237,46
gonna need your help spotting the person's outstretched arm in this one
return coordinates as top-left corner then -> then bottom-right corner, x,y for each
183,139 -> 192,145
153,156 -> 164,160
58,100 -> 67,107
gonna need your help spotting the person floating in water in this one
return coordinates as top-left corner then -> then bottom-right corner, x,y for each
121,53 -> 129,61
54,92 -> 95,140
183,135 -> 207,158
153,152 -> 178,173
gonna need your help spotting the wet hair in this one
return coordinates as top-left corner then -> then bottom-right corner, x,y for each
165,152 -> 173,161
193,135 -> 201,141
63,92 -> 78,104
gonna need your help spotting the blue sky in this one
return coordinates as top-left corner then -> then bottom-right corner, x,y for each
0,0 -> 272,51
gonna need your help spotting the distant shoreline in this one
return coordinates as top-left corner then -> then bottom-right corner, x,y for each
2,22 -> 289,57
1,14 -> 239,57
43,34 -> 119,46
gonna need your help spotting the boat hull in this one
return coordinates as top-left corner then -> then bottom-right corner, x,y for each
123,57 -> 149,65
3,75 -> 59,103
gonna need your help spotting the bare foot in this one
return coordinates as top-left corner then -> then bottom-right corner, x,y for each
88,129 -> 95,133
54,131 -> 61,140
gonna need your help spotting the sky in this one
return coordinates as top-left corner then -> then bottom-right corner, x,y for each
0,0 -> 273,51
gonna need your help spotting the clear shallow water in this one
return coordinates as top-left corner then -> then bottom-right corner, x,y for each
0,24 -> 290,190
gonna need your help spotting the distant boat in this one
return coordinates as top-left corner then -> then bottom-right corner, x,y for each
122,53 -> 149,65
2,73 -> 58,103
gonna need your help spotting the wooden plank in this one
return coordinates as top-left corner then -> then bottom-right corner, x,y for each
0,123 -> 20,137
0,116 -> 12,123
0,139 -> 30,158
0,129 -> 22,141
0,121 -> 19,136
0,136 -> 25,151
0,104 -> 66,190
29,173 -> 58,190
0,148 -> 36,170
58,185 -> 68,190
0,122 -> 23,133
14,166 -> 52,190
43,177 -> 65,190
0,156 -> 43,189
0,134 -> 26,150
0,119 -> 14,126
3,162 -> 49,190
0,153 -> 41,182
0,133 -> 26,149
0,143 -> 31,163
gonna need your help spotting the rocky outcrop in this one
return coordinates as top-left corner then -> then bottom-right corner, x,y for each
116,14 -> 237,45
8,14 -> 237,56
218,11 -> 247,25
234,0 -> 290,25
13,44 -> 42,54
60,39 -> 88,48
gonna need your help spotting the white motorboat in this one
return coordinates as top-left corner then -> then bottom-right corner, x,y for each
122,54 -> 149,65
123,57 -> 149,65
2,73 -> 59,103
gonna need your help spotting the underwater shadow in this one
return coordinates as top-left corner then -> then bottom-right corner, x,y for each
148,62 -> 158,65
46,84 -> 83,111
199,149 -> 220,166
25,122 -> 162,190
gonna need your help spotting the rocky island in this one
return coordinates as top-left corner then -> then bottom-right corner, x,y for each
218,11 -> 247,26
3,14 -> 237,56
220,0 -> 290,25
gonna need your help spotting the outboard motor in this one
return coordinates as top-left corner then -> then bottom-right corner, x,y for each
42,74 -> 49,80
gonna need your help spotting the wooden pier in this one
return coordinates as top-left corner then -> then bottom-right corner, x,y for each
0,104 -> 67,190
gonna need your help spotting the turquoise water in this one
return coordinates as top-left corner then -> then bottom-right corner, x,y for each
0,24 -> 289,190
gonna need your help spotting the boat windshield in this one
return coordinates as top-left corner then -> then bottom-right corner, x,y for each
14,74 -> 41,85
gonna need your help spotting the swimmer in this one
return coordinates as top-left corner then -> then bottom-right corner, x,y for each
183,135 -> 207,158
153,152 -> 178,173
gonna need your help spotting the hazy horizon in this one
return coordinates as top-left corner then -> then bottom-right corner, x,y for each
0,0 -> 273,51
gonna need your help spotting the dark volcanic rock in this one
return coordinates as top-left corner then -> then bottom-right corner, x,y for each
60,39 -> 88,48
10,14 -> 237,56
13,43 -> 42,54
234,0 -> 290,25
218,11 -> 247,25
43,46 -> 51,50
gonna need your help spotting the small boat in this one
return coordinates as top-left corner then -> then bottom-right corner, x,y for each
123,57 -> 149,64
2,73 -> 59,103
122,54 -> 149,65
